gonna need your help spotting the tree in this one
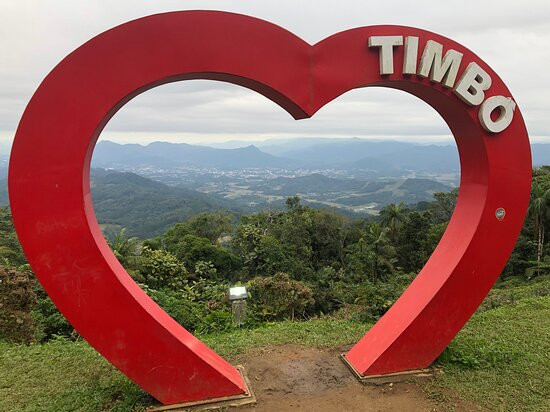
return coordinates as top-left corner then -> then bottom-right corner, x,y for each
0,207 -> 28,267
285,195 -> 302,211
346,223 -> 395,282
526,182 -> 550,276
171,234 -> 240,278
379,203 -> 408,243
162,212 -> 234,245
397,211 -> 432,272
365,223 -> 395,281
430,188 -> 459,224
137,246 -> 189,289
108,228 -> 140,268
309,210 -> 349,269
233,223 -> 288,278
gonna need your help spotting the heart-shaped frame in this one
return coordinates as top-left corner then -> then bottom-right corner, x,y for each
9,11 -> 531,405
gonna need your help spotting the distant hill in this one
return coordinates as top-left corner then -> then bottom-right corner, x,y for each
3,139 -> 550,177
328,178 -> 452,207
249,173 -> 364,195
262,138 -> 549,170
352,145 -> 459,172
243,174 -> 453,210
0,169 -> 245,239
90,139 -> 550,172
273,139 -> 418,166
93,141 -> 296,170
91,139 -> 462,172
532,144 -> 550,166
90,169 -> 244,238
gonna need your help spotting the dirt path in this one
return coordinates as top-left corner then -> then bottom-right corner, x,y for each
231,345 -> 475,412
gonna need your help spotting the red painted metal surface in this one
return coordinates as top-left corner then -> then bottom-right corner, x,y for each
8,11 -> 530,404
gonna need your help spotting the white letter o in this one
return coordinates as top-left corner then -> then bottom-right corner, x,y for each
479,96 -> 516,133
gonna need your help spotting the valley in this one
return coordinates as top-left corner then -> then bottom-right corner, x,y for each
1,137 -> 549,239
89,138 -> 463,223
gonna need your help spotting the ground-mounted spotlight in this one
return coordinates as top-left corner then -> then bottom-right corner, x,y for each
229,286 -> 248,327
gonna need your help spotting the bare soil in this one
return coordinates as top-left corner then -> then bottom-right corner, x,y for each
232,345 -> 479,412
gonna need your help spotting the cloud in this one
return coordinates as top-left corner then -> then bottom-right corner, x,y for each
1,0 -> 549,151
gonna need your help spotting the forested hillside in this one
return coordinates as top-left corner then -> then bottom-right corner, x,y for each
0,169 -> 246,239
90,169 -> 245,238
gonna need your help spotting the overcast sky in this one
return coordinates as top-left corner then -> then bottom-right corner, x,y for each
1,1 -> 549,152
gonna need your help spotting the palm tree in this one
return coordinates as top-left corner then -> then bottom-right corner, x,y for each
527,183 -> 550,276
365,223 -> 395,282
108,228 -> 140,268
379,203 -> 408,243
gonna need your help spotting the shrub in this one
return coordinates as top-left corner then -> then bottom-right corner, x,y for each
143,286 -> 207,332
32,291 -> 74,341
248,272 -> 315,321
311,266 -> 357,314
0,266 -> 37,343
194,260 -> 217,280
141,278 -> 233,334
171,234 -> 241,277
136,246 -> 189,289
355,272 -> 415,321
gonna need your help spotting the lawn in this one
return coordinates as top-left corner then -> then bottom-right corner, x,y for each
1,279 -> 548,411
427,296 -> 550,411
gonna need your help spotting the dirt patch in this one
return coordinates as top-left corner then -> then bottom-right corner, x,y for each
231,345 -> 475,412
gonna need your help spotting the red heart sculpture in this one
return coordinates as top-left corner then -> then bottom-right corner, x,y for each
9,11 -> 531,405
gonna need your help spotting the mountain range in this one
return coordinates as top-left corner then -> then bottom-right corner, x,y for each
92,141 -> 296,170
90,139 -> 550,172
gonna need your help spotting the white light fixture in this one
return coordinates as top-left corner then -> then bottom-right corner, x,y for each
229,286 -> 248,327
229,286 -> 247,301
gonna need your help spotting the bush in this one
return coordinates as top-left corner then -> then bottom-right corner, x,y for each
171,234 -> 241,278
310,266 -> 358,314
194,260 -> 217,279
142,278 -> 233,334
310,269 -> 414,321
32,291 -> 74,342
0,266 -> 37,343
354,272 -> 415,321
248,272 -> 315,321
143,286 -> 207,332
136,246 -> 189,289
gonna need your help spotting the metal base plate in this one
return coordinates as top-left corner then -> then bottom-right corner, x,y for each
147,366 -> 256,411
340,354 -> 437,385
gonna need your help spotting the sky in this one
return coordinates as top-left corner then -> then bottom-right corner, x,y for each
1,1 -> 549,152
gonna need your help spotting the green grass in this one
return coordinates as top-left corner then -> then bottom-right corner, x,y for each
1,280 -> 549,411
201,318 -> 371,358
0,338 -> 150,411
429,296 -> 550,411
480,275 -> 550,311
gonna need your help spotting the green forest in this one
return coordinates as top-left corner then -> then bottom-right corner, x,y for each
2,168 -> 550,343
